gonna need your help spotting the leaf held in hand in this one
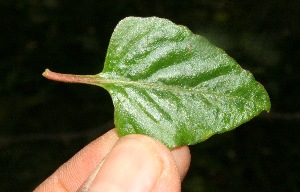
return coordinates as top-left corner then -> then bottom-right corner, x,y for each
43,17 -> 271,148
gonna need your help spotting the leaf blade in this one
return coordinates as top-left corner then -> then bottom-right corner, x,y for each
98,17 -> 270,148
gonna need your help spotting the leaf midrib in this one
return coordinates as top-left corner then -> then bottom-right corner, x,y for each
98,76 -> 247,101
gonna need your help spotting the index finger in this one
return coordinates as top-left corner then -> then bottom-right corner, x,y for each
34,129 -> 119,192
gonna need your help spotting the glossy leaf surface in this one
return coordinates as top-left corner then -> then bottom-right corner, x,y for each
43,17 -> 271,148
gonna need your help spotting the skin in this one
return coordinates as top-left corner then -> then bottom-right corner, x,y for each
34,129 -> 191,192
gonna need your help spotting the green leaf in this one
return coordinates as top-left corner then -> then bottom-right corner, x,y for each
43,17 -> 271,148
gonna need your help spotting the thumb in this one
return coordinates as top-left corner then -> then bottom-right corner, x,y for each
78,134 -> 190,192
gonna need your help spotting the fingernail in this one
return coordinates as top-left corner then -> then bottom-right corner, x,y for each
83,137 -> 163,192
76,158 -> 105,192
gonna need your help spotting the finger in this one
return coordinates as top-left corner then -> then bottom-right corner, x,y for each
33,129 -> 119,192
171,145 -> 191,181
80,134 -> 191,192
150,139 -> 190,192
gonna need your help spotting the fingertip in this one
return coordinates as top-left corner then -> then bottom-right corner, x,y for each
80,134 -> 188,192
171,145 -> 191,181
83,134 -> 165,191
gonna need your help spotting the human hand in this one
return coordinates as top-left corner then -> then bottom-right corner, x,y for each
34,128 -> 191,192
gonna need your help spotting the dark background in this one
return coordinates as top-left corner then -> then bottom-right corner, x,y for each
1,0 -> 299,191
